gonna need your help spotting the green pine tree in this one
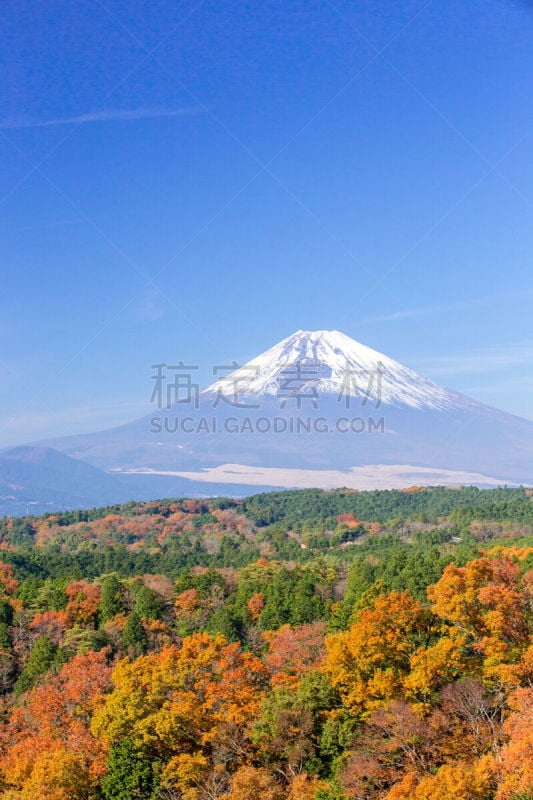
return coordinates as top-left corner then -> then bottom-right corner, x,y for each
14,635 -> 58,695
0,599 -> 13,626
133,584 -> 163,620
99,574 -> 124,624
102,738 -> 157,800
122,613 -> 148,656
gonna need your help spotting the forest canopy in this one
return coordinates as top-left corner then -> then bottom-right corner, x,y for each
0,485 -> 531,799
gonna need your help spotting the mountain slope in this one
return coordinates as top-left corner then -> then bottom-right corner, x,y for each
0,446 -> 287,516
205,329 -> 468,410
0,446 -> 130,515
32,330 -> 533,497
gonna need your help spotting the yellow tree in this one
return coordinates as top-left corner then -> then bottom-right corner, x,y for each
325,591 -> 429,715
92,632 -> 270,797
385,754 -> 497,800
496,687 -> 533,799
428,556 -> 531,681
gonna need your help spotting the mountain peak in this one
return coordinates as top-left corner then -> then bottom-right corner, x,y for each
204,329 -> 464,410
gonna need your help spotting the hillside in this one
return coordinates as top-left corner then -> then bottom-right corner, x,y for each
0,487 -> 531,798
0,446 -> 287,517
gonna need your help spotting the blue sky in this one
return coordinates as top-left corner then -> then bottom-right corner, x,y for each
1,0 -> 532,446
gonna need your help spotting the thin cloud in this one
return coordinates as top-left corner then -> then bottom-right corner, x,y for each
415,342 -> 533,377
135,287 -> 166,324
0,400 -> 152,448
367,305 -> 451,323
0,106 -> 202,130
363,290 -> 533,324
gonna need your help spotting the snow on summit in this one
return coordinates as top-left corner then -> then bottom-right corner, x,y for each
204,329 -> 466,410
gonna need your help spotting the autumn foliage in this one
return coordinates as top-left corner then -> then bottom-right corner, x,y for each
0,488 -> 531,799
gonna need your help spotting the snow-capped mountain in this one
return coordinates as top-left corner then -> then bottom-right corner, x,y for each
30,329 -> 533,504
205,329 -> 467,410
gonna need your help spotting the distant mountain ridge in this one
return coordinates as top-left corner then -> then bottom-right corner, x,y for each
0,446 -> 286,517
0,446 -> 128,515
